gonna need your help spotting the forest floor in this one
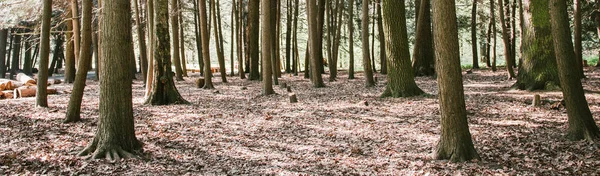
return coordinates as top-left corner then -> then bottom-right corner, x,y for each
1,67 -> 600,175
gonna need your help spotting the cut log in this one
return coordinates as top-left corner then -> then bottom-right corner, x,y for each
289,93 -> 298,103
195,78 -> 205,88
286,86 -> 292,92
13,86 -> 58,98
0,80 -> 23,90
16,73 -> 36,85
2,90 -> 14,99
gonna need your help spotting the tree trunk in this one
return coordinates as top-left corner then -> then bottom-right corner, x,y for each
65,0 -> 93,121
248,0 -> 260,80
134,0 -> 148,83
271,0 -> 280,85
370,3 -> 376,74
376,1 -> 386,75
23,37 -> 32,76
212,0 -> 227,82
237,0 -> 245,79
275,0 -> 282,79
71,0 -> 81,65
192,0 -> 204,76
171,0 -> 184,81
5,32 -> 12,76
145,0 -> 155,97
200,0 -> 214,88
573,0 -> 584,78
491,0 -> 497,71
549,0 -> 600,141
514,0 -> 559,91
178,0 -> 188,77
261,0 -> 275,95
36,0 -> 52,108
145,0 -> 191,104
361,0 -> 374,87
9,32 -> 21,79
380,0 -> 424,98
307,0 -> 325,87
485,20 -> 492,67
65,8 -> 76,83
412,0 -> 434,76
471,0 -> 479,69
285,0 -> 292,73
292,0 -> 299,76
317,0 -> 325,75
499,0 -> 516,79
431,0 -> 480,162
231,0 -> 236,76
49,34 -> 64,76
78,0 -> 143,160
0,29 -> 7,78
348,0 -> 355,79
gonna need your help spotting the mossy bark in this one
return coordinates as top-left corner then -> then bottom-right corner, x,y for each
514,0 -> 559,91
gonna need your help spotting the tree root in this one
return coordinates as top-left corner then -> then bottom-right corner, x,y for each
79,144 -> 139,162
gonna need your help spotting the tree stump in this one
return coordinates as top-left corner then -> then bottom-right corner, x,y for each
289,93 -> 298,103
286,86 -> 292,92
532,94 -> 541,106
195,78 -> 205,88
280,82 -> 287,89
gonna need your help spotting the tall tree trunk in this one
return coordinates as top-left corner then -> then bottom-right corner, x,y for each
49,34 -> 64,76
274,0 -> 282,79
329,0 -> 343,81
237,0 -> 245,79
292,0 -> 299,76
348,0 -> 355,79
491,0 -> 497,71
285,0 -> 292,73
5,32 -> 12,75
361,0 -> 374,87
23,37 -> 32,76
261,0 -> 275,95
511,0 -> 517,68
192,0 -> 204,76
9,31 -> 21,79
574,0 -> 584,78
549,0 -> 600,141
380,0 -> 424,98
317,0 -> 325,75
514,0 -> 559,91
231,0 -> 236,76
307,0 -> 325,87
65,8 -> 76,83
200,0 -> 215,88
376,1 -> 386,74
145,0 -> 155,97
146,0 -> 191,104
271,0 -> 280,85
78,0 -> 143,160
36,0 -> 52,108
134,0 -> 148,83
171,0 -> 184,81
71,0 -> 81,65
485,20 -> 492,67
65,0 -> 94,122
370,3 -> 376,74
499,0 -> 516,79
432,0 -> 480,162
0,29 -> 7,78
248,0 -> 260,80
212,0 -> 227,82
412,0 -> 434,76
179,0 -> 188,77
471,0 -> 479,69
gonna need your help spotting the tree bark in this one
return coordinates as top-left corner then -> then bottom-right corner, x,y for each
171,0 -> 184,81
499,0 -> 516,79
491,0 -> 497,71
145,0 -> 155,97
361,0 -> 374,87
432,0 -> 480,162
248,0 -> 260,80
237,0 -> 245,79
573,0 -> 584,78
22,37 -> 32,76
471,0 -> 479,69
192,0 -> 204,76
9,31 -> 21,79
71,0 -> 81,65
212,0 -> 227,82
36,0 -> 52,108
285,0 -> 292,73
0,29 -> 7,78
200,0 -> 215,88
549,0 -> 600,141
292,0 -> 299,76
65,8 -> 76,83
145,0 -> 191,104
78,0 -> 143,160
348,0 -> 355,79
261,0 -> 275,95
376,1 -> 386,75
380,0 -> 424,98
307,0 -> 325,87
65,0 -> 94,121
134,0 -> 149,83
412,0 -> 434,76
514,0 -> 559,91
179,0 -> 188,77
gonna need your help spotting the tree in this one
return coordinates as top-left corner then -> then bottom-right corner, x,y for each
361,0 -> 374,87
248,0 -> 260,80
261,0 -> 275,95
380,0 -> 424,98
134,0 -> 148,83
573,0 -> 584,78
376,0 -> 386,75
36,0 -> 52,108
78,0 -> 143,160
498,0 -> 516,79
192,0 -> 204,76
237,0 -> 245,79
470,0 -> 479,69
348,0 -> 355,79
432,0 -> 480,162
178,0 -> 188,77
307,0 -> 325,87
199,0 -> 215,88
514,0 -> 558,91
64,0 -> 93,122
0,29 -> 7,78
23,37 -> 32,76
64,8 -> 76,83
9,30 -> 21,79
171,0 -> 184,81
146,0 -> 191,105
70,0 -> 81,66
412,0 -> 434,76
490,0 -> 497,71
145,0 -> 156,97
549,0 -> 600,141
211,0 -> 227,82
285,0 -> 292,74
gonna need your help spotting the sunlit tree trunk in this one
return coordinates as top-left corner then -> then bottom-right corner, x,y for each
499,0 -> 516,79
171,0 -> 184,81
36,0 -> 52,108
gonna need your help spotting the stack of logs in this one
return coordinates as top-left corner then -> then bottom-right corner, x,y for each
0,73 -> 60,99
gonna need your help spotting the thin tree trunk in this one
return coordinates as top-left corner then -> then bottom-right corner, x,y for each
36,0 -> 52,107
134,0 -> 148,83
171,0 -> 184,81
574,0 -> 584,78
362,0 -> 374,87
9,31 -> 21,79
471,0 -> 479,69
499,0 -> 516,79
178,0 -> 188,77
0,29 -> 7,78
71,0 -> 81,65
212,0 -> 227,82
237,0 -> 245,79
65,8 -> 76,83
248,0 -> 260,80
200,0 -> 215,88
376,0 -> 386,74
145,0 -> 155,97
307,0 -> 324,87
261,0 -> 275,95
285,0 -> 292,73
491,0 -> 497,71
192,0 -> 204,76
230,0 -> 236,76
348,0 -> 355,79
271,0 -> 280,85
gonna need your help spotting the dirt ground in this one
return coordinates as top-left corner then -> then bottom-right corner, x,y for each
1,68 -> 600,175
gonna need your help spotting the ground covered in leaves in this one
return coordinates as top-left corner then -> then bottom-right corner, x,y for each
1,68 -> 600,175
